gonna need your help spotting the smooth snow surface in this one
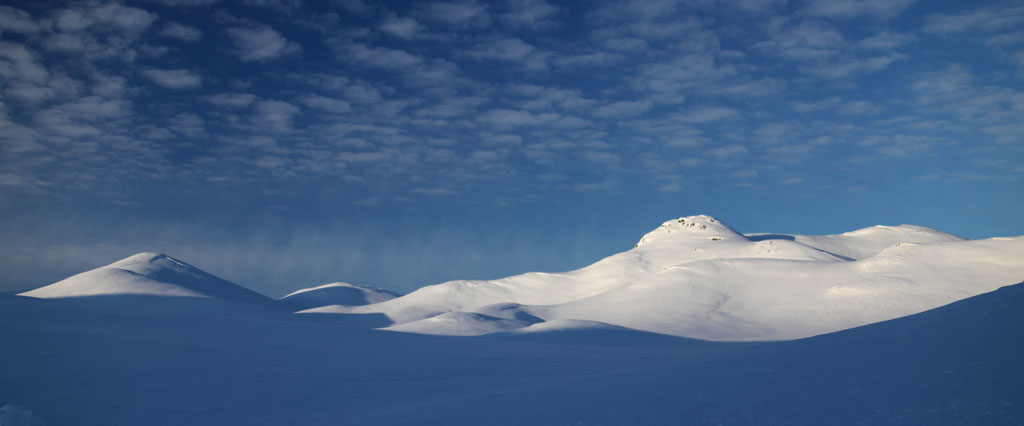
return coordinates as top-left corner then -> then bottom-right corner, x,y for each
345,215 -> 1024,340
18,252 -> 275,306
279,282 -> 399,310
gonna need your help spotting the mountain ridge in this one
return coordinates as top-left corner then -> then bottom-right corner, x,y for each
342,215 -> 1023,340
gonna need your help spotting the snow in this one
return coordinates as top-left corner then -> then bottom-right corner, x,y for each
346,215 -> 1024,340
2,280 -> 1021,425
279,282 -> 399,310
3,215 -> 1024,425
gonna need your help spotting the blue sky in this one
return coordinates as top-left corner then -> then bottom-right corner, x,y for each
1,0 -> 1022,296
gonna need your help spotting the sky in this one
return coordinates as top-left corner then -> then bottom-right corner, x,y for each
1,0 -> 1022,297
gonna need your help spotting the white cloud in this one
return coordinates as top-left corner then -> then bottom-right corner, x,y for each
0,6 -> 40,34
297,94 -> 352,113
169,113 -> 206,138
635,54 -> 737,102
707,144 -> 749,159
754,122 -> 800,145
798,0 -> 917,20
731,169 -> 759,180
837,100 -> 882,116
253,100 -> 301,132
160,21 -> 203,42
0,102 -> 42,152
340,81 -> 384,104
379,16 -> 425,39
468,38 -> 535,61
465,38 -> 549,70
226,25 -> 300,61
680,106 -> 739,123
142,69 -> 202,89
418,0 -> 490,28
802,54 -> 904,79
498,0 -> 559,29
477,109 -> 560,127
552,52 -> 623,68
728,0 -> 787,13
205,93 -> 257,107
53,2 -> 157,33
237,0 -> 302,10
754,19 -> 845,60
602,37 -> 648,52
5,82 -> 55,103
413,96 -> 487,118
33,96 -> 130,138
679,157 -> 706,167
790,97 -> 842,113
336,0 -> 372,15
856,31 -> 914,50
923,5 -> 1024,34
0,42 -> 49,84
340,41 -> 422,69
142,0 -> 221,6
411,187 -> 456,196
592,100 -> 652,118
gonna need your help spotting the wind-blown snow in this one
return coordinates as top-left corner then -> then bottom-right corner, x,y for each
344,215 -> 1024,340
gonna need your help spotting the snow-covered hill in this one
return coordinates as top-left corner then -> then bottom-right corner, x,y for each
344,215 -> 1024,340
279,282 -> 399,310
18,252 -> 275,306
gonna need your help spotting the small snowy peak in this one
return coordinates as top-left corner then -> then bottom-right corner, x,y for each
18,253 -> 275,306
635,215 -> 743,247
108,252 -> 178,269
280,282 -> 399,310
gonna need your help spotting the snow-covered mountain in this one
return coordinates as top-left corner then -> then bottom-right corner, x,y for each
18,252 -> 275,306
4,218 -> 1023,425
279,282 -> 399,310
341,215 -> 1024,340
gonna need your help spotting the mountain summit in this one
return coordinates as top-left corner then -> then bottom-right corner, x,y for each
635,215 -> 743,247
19,252 -> 274,306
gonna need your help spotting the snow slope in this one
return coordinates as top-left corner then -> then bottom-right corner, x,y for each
346,215 -> 1024,340
279,282 -> 399,310
749,223 -> 967,260
18,252 -> 275,306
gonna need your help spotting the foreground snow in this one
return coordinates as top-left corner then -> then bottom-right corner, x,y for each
1,282 -> 1021,425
